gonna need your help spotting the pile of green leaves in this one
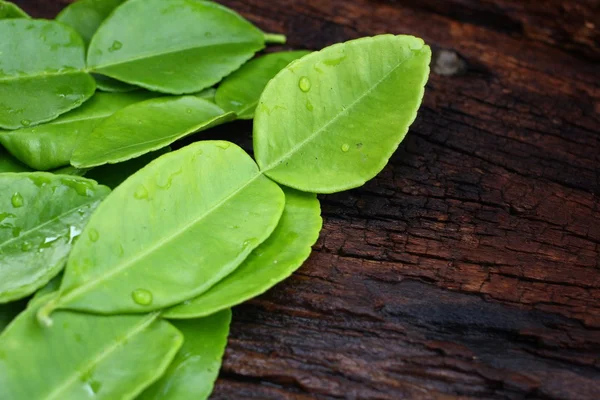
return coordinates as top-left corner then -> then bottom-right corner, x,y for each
0,0 -> 431,398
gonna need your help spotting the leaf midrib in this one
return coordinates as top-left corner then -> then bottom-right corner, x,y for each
261,49 -> 418,172
90,39 -> 262,71
0,199 -> 102,252
0,70 -> 86,83
74,113 -> 233,165
44,312 -> 159,400
56,171 -> 263,307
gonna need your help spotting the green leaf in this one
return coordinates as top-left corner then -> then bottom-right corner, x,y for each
0,147 -> 31,173
56,0 -> 126,46
165,188 -> 321,319
94,74 -> 139,92
0,173 -> 110,303
85,147 -> 171,189
216,50 -> 310,119
39,141 -> 285,320
0,92 -> 154,170
71,96 -> 235,168
87,0 -> 266,94
140,310 -> 232,400
0,1 -> 29,19
254,35 -> 431,193
195,88 -> 217,103
0,20 -> 95,129
0,297 -> 183,400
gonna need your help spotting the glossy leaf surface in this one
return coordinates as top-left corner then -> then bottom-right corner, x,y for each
71,96 -> 235,168
85,147 -> 171,189
0,173 -> 110,303
0,20 -> 95,129
0,1 -> 29,19
87,0 -> 265,94
41,141 -> 285,317
254,35 -> 431,193
166,188 -> 321,319
94,74 -> 138,92
140,310 -> 232,400
56,0 -> 126,46
216,51 -> 310,119
0,92 -> 153,170
0,298 -> 183,400
0,147 -> 31,173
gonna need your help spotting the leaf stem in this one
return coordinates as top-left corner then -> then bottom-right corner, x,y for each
264,32 -> 287,44
37,298 -> 58,327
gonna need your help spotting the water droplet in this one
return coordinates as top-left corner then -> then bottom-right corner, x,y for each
134,185 -> 149,200
21,241 -> 32,251
273,260 -> 279,264
298,76 -> 311,92
29,175 -> 52,187
40,236 -> 60,249
12,227 -> 22,238
109,40 -> 122,52
132,289 -> 153,306
341,143 -> 350,152
157,168 -> 183,190
323,54 -> 347,66
89,380 -> 102,394
217,142 -> 231,150
11,193 -> 24,208
61,178 -> 94,197
306,101 -> 314,111
186,108 -> 192,114
68,225 -> 82,244
0,212 -> 15,223
20,119 -> 31,127
88,229 -> 99,242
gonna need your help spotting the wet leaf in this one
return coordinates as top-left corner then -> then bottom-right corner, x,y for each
165,188 -> 321,319
71,96 -> 235,168
85,147 -> 171,189
87,0 -> 266,94
0,92 -> 154,170
39,141 -> 285,319
216,50 -> 310,119
0,296 -> 183,400
0,1 -> 29,19
254,35 -> 431,193
0,173 -> 110,303
140,310 -> 232,400
56,0 -> 127,46
0,20 -> 95,129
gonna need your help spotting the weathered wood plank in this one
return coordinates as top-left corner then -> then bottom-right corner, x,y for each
14,0 -> 600,398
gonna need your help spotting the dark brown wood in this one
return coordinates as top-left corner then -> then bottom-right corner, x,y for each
15,0 -> 600,398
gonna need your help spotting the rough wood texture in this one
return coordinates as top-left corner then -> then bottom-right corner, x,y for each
16,0 -> 600,398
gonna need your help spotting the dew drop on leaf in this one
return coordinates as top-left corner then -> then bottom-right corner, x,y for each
131,289 -> 153,306
20,119 -> 31,127
298,76 -> 311,92
11,192 -> 24,208
341,143 -> 350,152
217,142 -> 231,150
88,229 -> 100,242
134,185 -> 149,200
306,101 -> 314,111
109,40 -> 123,52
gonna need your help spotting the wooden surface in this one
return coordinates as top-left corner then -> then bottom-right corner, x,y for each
16,0 -> 600,399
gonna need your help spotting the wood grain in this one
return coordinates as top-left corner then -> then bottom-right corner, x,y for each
14,0 -> 600,398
